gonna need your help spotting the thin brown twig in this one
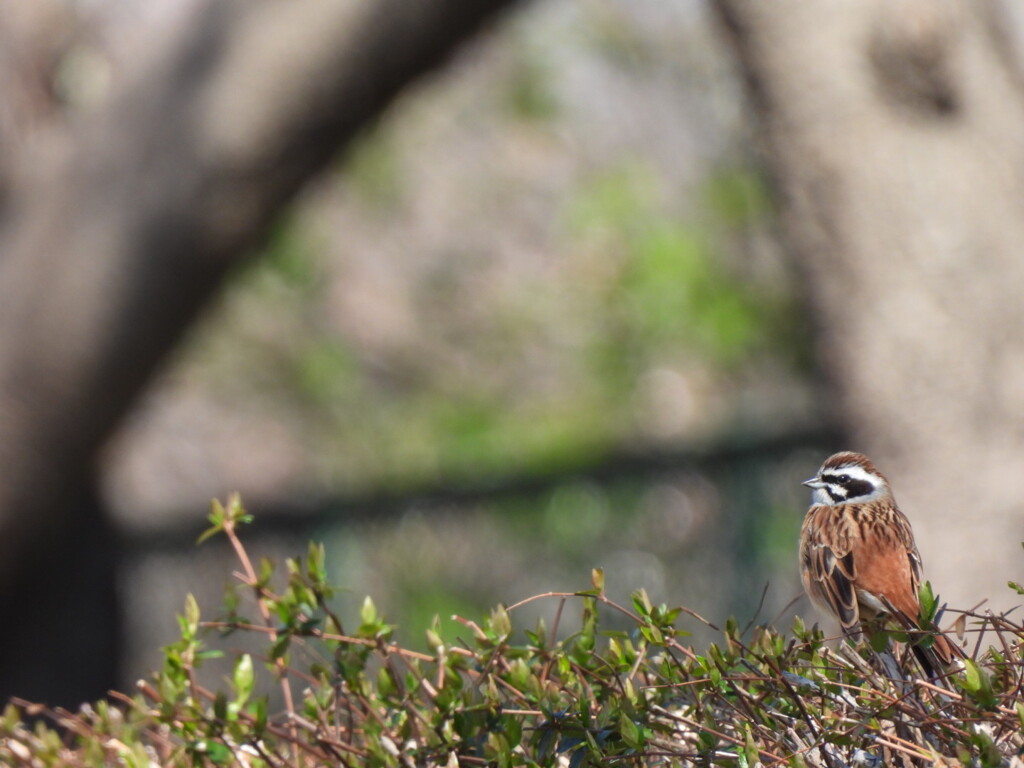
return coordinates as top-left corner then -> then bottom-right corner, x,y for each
220,499 -> 301,768
650,705 -> 788,765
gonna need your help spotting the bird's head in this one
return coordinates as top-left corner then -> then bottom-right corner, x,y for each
802,451 -> 892,506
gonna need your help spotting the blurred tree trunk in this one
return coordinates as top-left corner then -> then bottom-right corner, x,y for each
714,0 -> 1024,612
0,0 -> 524,706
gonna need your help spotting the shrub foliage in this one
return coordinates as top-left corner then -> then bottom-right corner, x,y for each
1,495 -> 1021,766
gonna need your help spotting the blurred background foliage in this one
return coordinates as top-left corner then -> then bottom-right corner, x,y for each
102,0 -> 833,678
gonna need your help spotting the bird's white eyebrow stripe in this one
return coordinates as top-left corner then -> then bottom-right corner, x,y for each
822,465 -> 877,484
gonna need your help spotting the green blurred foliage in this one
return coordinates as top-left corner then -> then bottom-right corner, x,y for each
703,165 -> 773,228
502,47 -> 559,121
343,130 -> 403,210
261,213 -> 323,291
566,162 -> 793,375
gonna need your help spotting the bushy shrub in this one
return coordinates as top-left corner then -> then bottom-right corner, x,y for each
1,495 -> 1021,767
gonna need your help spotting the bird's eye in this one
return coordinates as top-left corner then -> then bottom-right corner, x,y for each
837,474 -> 850,484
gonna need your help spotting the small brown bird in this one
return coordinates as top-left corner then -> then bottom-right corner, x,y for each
799,451 -> 961,676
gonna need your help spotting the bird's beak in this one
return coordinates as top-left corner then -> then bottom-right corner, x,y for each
802,477 -> 826,489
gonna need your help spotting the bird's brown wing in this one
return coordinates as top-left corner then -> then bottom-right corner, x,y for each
800,506 -> 859,630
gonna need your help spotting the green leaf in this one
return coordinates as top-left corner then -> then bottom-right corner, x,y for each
536,724 -> 557,762
744,723 -> 760,766
958,659 -> 997,709
250,697 -> 268,737
377,666 -> 396,699
307,542 -> 327,585
918,581 -> 937,623
201,740 -> 233,765
196,499 -> 226,544
639,623 -> 664,646
232,654 -> 254,707
425,615 -> 443,651
962,658 -> 982,692
619,713 -> 642,749
183,594 -> 200,636
212,691 -> 228,721
360,596 -> 378,627
490,605 -> 512,640
257,557 -> 274,586
697,729 -> 716,752
270,634 -> 291,661
502,715 -> 522,749
631,589 -> 652,617
224,493 -> 251,525
868,629 -> 890,653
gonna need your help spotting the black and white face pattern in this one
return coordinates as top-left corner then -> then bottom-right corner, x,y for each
803,462 -> 886,506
